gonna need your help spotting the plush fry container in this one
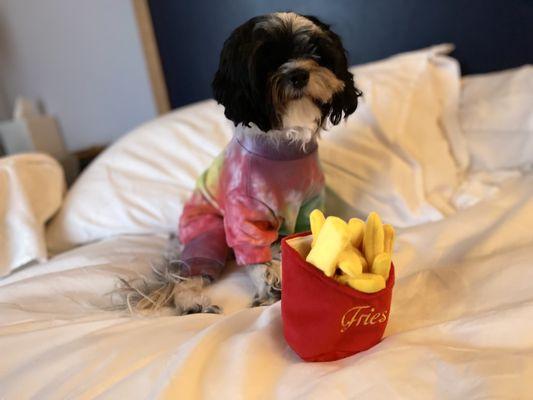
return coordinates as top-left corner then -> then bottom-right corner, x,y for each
281,232 -> 395,362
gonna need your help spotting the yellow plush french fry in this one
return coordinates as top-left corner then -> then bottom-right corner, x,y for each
310,209 -> 326,247
348,218 -> 365,249
383,224 -> 395,255
336,273 -> 386,293
338,248 -> 363,277
363,212 -> 384,267
353,247 -> 368,272
306,216 -> 349,277
371,252 -> 391,281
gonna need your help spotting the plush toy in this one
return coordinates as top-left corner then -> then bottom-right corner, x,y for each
305,210 -> 395,293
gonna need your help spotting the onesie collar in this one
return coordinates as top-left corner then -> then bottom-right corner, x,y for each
235,124 -> 318,161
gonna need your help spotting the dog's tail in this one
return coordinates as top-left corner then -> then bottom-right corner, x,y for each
114,235 -> 186,313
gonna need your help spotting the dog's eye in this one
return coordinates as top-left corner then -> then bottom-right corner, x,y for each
307,44 -> 320,59
316,49 -> 337,70
317,55 -> 333,69
314,39 -> 339,69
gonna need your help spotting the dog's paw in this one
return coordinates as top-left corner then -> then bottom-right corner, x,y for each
251,286 -> 281,307
247,260 -> 282,307
182,303 -> 222,315
172,276 -> 222,316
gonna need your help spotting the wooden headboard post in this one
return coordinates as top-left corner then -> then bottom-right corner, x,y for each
131,0 -> 170,115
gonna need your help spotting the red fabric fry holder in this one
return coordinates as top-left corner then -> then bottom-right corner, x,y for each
281,232 -> 395,362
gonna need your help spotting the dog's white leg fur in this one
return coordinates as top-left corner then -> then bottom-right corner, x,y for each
172,276 -> 221,315
247,259 -> 282,306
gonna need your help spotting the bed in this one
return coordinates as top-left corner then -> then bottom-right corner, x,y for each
2,9 -> 533,400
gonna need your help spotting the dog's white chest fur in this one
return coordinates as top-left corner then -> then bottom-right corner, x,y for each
282,98 -> 322,133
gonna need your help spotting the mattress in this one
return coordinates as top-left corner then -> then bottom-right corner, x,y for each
1,172 -> 532,398
1,47 -> 532,399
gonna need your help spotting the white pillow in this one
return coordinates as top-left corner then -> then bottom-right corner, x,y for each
323,45 -> 461,225
1,153 -> 64,276
459,65 -> 533,172
47,45 -> 462,251
46,101 -> 233,252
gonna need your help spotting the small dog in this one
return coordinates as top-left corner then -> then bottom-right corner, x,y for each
125,12 -> 360,315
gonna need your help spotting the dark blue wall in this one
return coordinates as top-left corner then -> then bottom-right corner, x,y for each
148,0 -> 533,109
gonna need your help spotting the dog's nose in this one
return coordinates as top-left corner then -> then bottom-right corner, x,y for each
288,69 -> 309,89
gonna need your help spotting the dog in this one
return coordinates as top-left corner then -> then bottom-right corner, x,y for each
123,12 -> 361,315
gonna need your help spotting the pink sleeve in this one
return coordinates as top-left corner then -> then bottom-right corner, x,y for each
223,193 -> 280,266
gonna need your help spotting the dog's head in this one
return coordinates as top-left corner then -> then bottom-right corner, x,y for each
212,12 -> 361,135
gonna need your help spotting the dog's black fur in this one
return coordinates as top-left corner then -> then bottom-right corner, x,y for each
212,14 -> 361,132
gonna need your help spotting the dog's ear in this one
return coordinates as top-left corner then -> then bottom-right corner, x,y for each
329,70 -> 362,125
212,17 -> 271,131
324,29 -> 362,125
304,15 -> 362,125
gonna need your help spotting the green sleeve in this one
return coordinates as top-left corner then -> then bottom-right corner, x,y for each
293,191 -> 325,233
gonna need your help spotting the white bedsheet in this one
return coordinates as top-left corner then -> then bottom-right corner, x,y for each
1,172 -> 532,399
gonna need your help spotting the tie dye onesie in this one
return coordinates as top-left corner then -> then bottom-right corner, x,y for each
178,127 -> 325,280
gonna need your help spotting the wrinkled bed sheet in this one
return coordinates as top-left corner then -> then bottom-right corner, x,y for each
1,173 -> 532,399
